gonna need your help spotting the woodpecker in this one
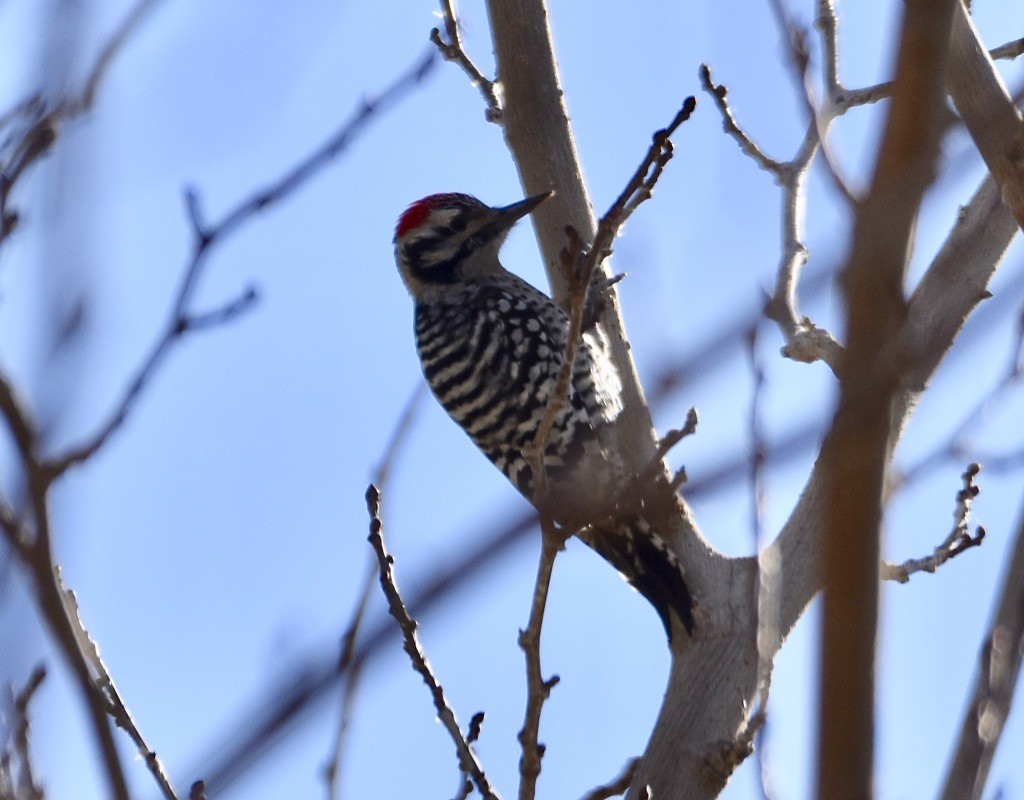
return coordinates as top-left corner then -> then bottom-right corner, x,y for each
393,191 -> 693,638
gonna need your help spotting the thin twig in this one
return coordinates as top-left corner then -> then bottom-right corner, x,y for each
322,560 -> 375,800
529,98 -> 696,498
0,0 -> 167,250
0,375 -> 131,800
1,30 -> 437,800
4,665 -> 47,800
366,485 -> 501,800
882,464 -> 985,583
323,385 -> 426,800
454,712 -> 487,800
430,0 -> 502,122
769,0 -> 857,201
938,485 -> 1024,800
56,571 -> 182,800
834,35 -> 1024,113
578,758 -> 639,800
43,48 -> 437,478
77,0 -> 167,112
699,63 -> 844,376
698,64 -> 782,173
516,517 -> 563,800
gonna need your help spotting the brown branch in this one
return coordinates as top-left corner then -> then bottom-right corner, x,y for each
817,3 -> 957,798
430,0 -> 502,122
454,712 -> 487,800
516,517 -> 563,800
365,485 -> 501,800
882,463 -> 985,583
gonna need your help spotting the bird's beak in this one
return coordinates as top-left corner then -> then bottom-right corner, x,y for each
493,190 -> 554,229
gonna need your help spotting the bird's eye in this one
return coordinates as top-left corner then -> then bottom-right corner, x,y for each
449,217 -> 468,233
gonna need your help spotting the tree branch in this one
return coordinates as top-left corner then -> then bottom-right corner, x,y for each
57,570 -> 182,800
699,64 -> 843,375
817,3 -> 956,795
938,488 -> 1024,800
578,758 -> 639,800
882,463 -> 985,583
365,485 -> 501,800
430,0 -> 503,122
947,1 -> 1024,230
0,374 -> 131,800
322,385 -> 425,799
516,517 -> 563,800
42,48 -> 437,478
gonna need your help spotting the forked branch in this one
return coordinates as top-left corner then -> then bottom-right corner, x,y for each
430,0 -> 502,122
882,464 -> 985,583
366,485 -> 501,800
527,97 -> 696,498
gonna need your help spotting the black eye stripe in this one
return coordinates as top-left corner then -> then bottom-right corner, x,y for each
403,234 -> 443,263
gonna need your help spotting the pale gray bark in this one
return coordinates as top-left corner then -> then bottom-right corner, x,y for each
484,0 -> 1022,797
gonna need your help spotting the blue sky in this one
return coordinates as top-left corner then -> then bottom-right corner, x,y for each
2,1 -> 1024,799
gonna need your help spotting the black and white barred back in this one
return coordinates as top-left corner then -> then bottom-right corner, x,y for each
394,192 -> 693,637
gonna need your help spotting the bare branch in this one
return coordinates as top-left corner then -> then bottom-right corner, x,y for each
0,376 -> 131,800
322,559 -> 375,800
578,758 -> 639,800
181,286 -> 260,332
768,0 -> 857,201
365,485 -> 500,800
990,36 -> 1024,61
699,64 -> 844,375
516,517 -> 564,800
528,98 -> 696,499
0,0 -> 167,250
817,3 -> 957,797
430,0 -> 502,122
452,712 -> 488,800
77,0 -> 168,112
832,34 -> 1024,114
939,489 -> 1024,800
2,665 -> 47,800
698,65 -> 784,174
323,387 -> 425,800
948,2 -> 1024,230
42,49 -> 437,478
882,464 -> 985,583
57,570 -> 182,800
